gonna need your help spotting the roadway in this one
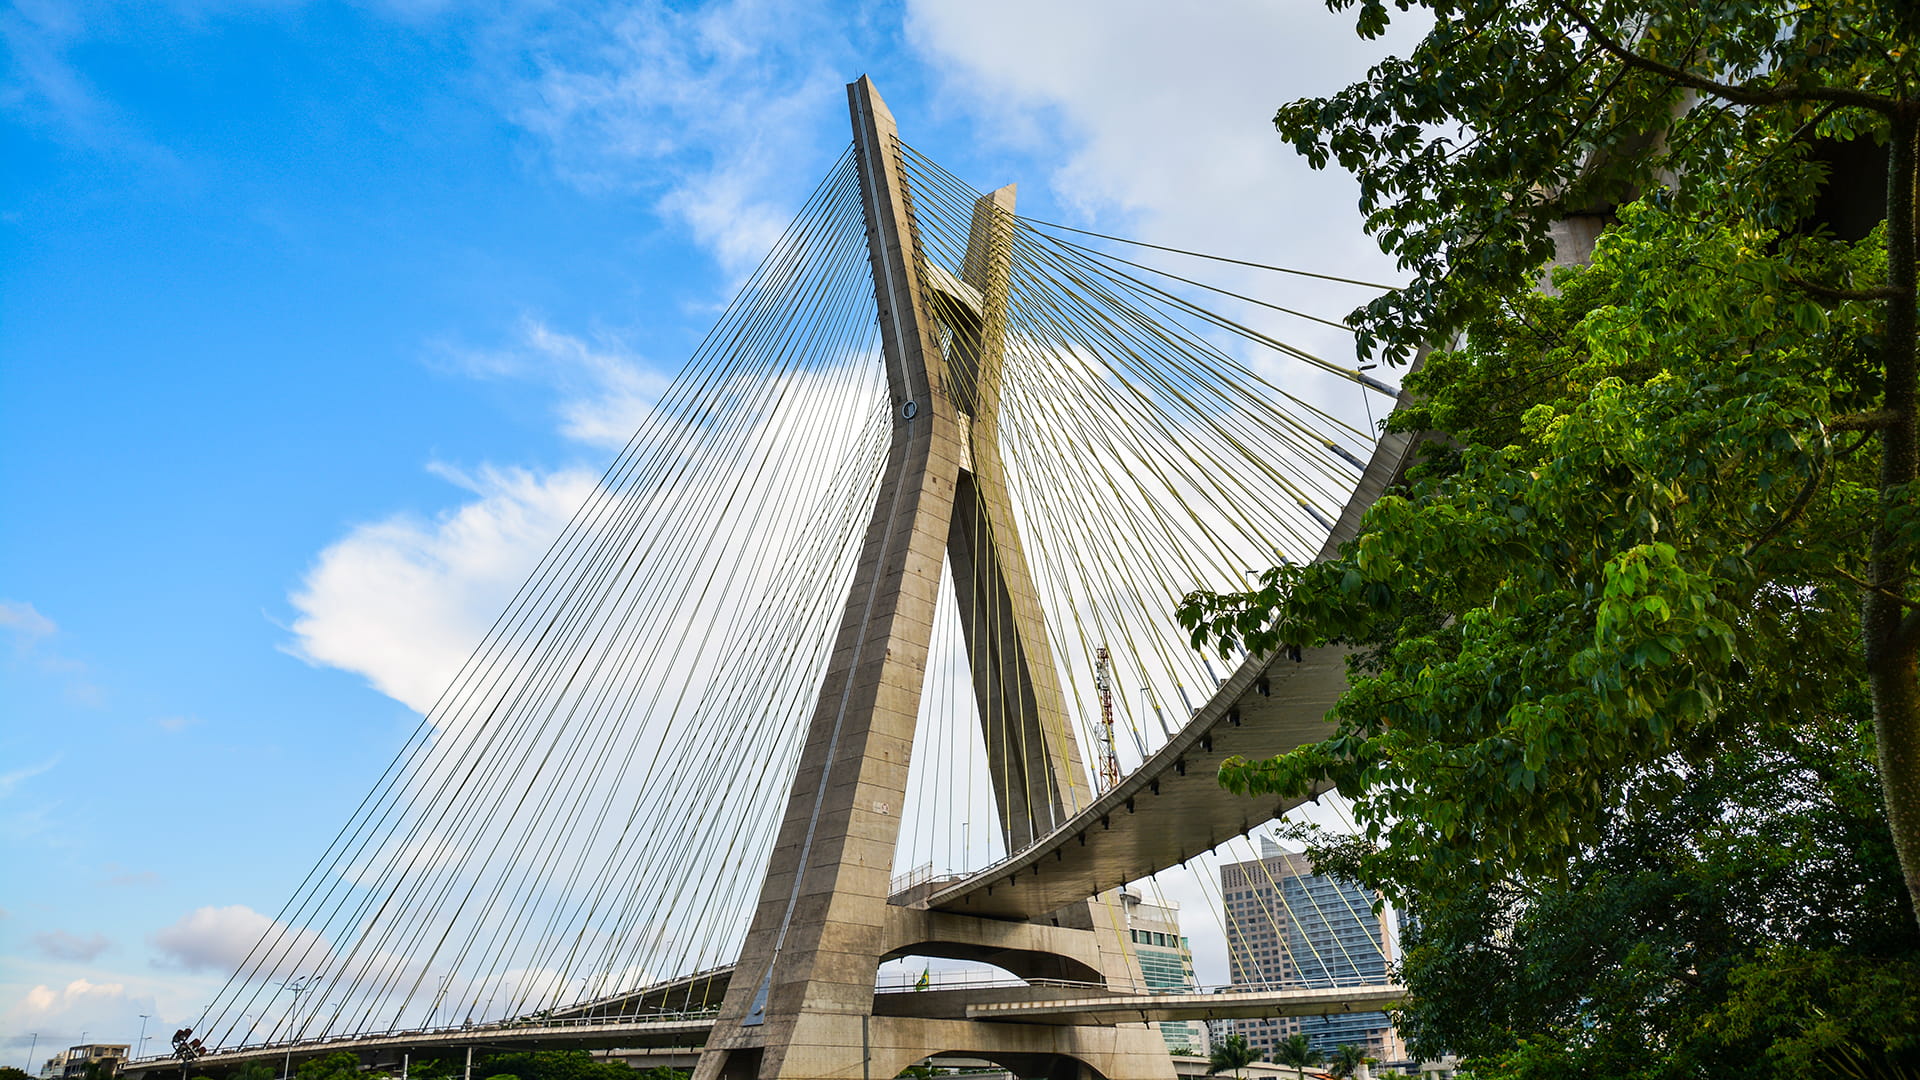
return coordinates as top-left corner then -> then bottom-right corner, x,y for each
906,415 -> 1426,920
120,1017 -> 716,1078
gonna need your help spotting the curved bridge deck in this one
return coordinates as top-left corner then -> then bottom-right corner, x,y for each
901,419 -> 1426,920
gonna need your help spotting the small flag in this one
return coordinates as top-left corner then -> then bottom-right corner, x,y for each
915,965 -> 930,991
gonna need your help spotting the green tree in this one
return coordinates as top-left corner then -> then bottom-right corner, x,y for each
1180,0 -> 1920,931
1327,1046 -> 1370,1080
466,1051 -> 628,1080
0,1068 -> 33,1080
1272,1035 -> 1325,1069
1329,684 -> 1920,1077
228,1063 -> 276,1080
294,1054 -> 370,1080
1191,194 -> 1920,1071
1207,1034 -> 1262,1080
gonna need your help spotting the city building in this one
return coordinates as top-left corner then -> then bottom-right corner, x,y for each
42,1045 -> 129,1080
1121,888 -> 1211,1057
1219,839 -> 1406,1063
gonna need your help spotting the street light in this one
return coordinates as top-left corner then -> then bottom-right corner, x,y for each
279,976 -> 315,1080
136,1018 -> 150,1063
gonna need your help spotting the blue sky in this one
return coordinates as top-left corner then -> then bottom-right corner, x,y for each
1,0 -> 1411,1062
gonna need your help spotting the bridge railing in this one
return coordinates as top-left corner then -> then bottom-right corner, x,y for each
123,1010 -> 723,1066
875,972 -> 1403,997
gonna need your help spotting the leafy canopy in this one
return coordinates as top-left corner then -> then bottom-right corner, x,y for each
1206,1034 -> 1263,1079
1187,205 -> 1882,890
1183,0 -> 1920,923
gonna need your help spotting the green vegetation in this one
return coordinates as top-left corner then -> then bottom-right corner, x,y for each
398,1052 -> 661,1080
1206,1034 -> 1263,1080
1271,1035 -> 1324,1069
1177,1 -> 1920,1076
1327,1045 -> 1370,1080
278,1050 -> 672,1080
227,1062 -> 275,1080
295,1054 -> 375,1080
1184,0 -> 1920,917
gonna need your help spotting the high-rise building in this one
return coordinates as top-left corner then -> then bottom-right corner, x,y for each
1219,840 -> 1406,1063
1121,889 -> 1211,1057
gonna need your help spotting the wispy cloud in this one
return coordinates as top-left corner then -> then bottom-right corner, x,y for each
98,864 -> 162,888
507,0 -> 864,274
0,0 -> 182,171
0,599 -> 105,705
0,599 -> 57,642
0,755 -> 60,798
438,318 -> 669,450
34,930 -> 114,963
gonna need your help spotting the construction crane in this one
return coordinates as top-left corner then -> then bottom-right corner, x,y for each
1094,645 -> 1121,791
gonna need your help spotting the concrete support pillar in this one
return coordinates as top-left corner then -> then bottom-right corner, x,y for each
692,76 -> 1171,1080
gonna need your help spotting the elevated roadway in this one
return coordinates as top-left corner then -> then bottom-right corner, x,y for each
965,984 -> 1407,1026
905,415 -> 1427,920
120,1017 -> 716,1079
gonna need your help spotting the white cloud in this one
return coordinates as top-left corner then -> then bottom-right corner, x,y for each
905,0 -> 1420,386
2,977 -> 137,1043
509,0 -> 860,274
441,318 -> 670,451
285,464 -> 601,714
151,905 -> 332,977
33,930 -> 113,963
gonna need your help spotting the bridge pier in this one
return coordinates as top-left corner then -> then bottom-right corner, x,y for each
690,76 -> 1173,1080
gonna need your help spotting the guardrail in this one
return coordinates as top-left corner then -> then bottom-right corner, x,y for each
122,1010 -> 721,1067
874,973 -> 1402,997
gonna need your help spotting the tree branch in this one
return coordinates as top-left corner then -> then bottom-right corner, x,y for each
1745,455 -> 1825,557
1830,410 -> 1904,431
1781,270 -> 1904,302
1548,0 -> 1899,113
1829,563 -> 1920,610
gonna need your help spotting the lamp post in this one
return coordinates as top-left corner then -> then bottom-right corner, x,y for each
279,976 -> 314,1080
26,1033 -> 36,1075
136,1018 -> 149,1063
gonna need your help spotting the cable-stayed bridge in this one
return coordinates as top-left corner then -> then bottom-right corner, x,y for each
133,78 -> 1423,1080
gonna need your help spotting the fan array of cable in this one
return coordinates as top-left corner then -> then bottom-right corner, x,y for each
888,144 -> 1394,880
194,147 -> 895,1047
190,131 -> 1407,1055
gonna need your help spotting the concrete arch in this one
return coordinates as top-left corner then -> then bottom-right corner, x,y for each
879,908 -> 1108,986
861,1016 -> 1170,1080
877,945 -> 1102,986
876,1044 -> 1111,1080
